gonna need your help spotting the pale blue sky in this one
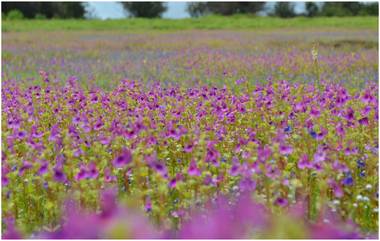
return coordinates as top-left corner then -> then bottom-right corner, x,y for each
85,2 -> 308,19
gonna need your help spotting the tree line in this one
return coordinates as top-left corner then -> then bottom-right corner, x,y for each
2,2 -> 378,20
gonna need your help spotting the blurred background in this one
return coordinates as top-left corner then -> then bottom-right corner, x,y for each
2,1 -> 379,20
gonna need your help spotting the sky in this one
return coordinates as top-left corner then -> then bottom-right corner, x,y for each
85,2 -> 308,19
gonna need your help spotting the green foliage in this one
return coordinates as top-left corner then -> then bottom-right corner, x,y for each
2,2 -> 85,19
34,14 -> 46,20
320,2 -> 378,17
305,2 -> 320,17
358,2 -> 379,16
121,2 -> 167,18
2,16 -> 378,32
187,2 -> 266,17
273,2 -> 296,18
6,10 -> 24,20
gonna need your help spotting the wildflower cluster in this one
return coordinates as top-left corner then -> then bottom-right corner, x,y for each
2,77 -> 378,237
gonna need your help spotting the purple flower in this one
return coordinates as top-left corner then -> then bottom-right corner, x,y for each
229,164 -> 240,176
313,149 -> 326,163
19,160 -> 33,175
168,178 -> 177,188
239,176 -> 256,191
358,117 -> 369,126
16,130 -> 27,139
113,148 -> 132,168
345,107 -> 355,121
328,179 -> 344,198
2,218 -> 22,239
235,77 -> 246,85
310,106 -> 320,117
38,161 -> 49,175
93,118 -> 104,131
316,127 -> 328,141
183,142 -> 194,153
204,174 -> 217,186
335,123 -> 345,136
257,145 -> 271,162
145,196 -> 152,212
298,154 -> 312,169
104,168 -> 117,183
87,162 -> 99,179
54,167 -> 67,183
310,224 -> 361,239
188,160 -> 201,176
100,188 -> 118,218
274,197 -> 288,207
49,124 -> 60,141
75,164 -> 88,181
279,144 -> 293,155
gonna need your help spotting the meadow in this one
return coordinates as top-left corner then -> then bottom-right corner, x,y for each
1,17 -> 379,238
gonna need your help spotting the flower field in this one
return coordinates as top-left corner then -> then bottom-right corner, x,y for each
1,27 -> 379,238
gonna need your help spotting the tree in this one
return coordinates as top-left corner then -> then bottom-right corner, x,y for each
187,2 -> 209,17
186,2 -> 266,17
2,2 -> 86,19
273,2 -> 296,18
359,2 -> 379,16
305,2 -> 320,17
121,2 -> 167,18
320,2 -> 364,17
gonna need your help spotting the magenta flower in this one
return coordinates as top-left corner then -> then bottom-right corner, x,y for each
298,154 -> 312,169
188,160 -> 201,176
345,107 -> 355,121
93,118 -> 104,131
18,160 -> 33,176
358,117 -> 369,126
274,197 -> 288,207
112,148 -> 132,168
239,176 -> 256,191
87,162 -> 99,179
104,168 -> 117,183
75,164 -> 88,181
145,196 -> 152,212
183,142 -> 194,153
168,178 -> 177,188
38,161 -> 49,176
53,167 -> 67,183
48,124 -> 60,141
279,144 -> 293,155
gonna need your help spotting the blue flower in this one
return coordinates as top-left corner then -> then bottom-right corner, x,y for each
342,176 -> 354,186
356,159 -> 365,169
284,125 -> 292,133
309,130 -> 317,139
359,170 -> 366,178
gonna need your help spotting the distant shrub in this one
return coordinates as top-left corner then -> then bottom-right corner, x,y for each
6,9 -> 24,20
35,13 -> 46,19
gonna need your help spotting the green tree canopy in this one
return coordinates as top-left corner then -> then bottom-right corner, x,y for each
2,2 -> 86,19
187,2 -> 266,17
273,2 -> 296,18
121,2 -> 167,18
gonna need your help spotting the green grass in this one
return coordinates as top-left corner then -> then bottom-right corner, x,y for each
2,15 -> 378,32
